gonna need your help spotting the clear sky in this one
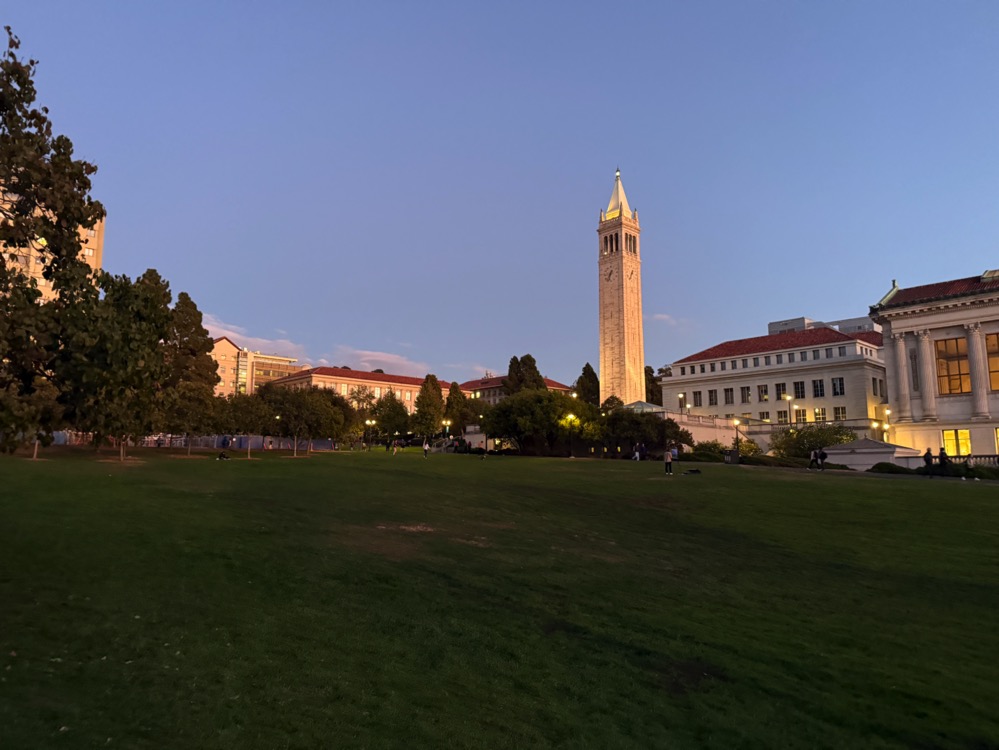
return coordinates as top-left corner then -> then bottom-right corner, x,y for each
8,1 -> 999,386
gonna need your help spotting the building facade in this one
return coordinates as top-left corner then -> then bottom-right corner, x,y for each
2,217 -> 105,301
210,336 -> 304,397
598,170 -> 645,405
459,375 -> 573,406
870,271 -> 999,456
662,322 -> 888,448
270,367 -> 469,414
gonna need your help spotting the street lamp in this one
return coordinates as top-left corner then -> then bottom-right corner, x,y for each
479,414 -> 486,453
442,419 -> 452,442
566,413 -> 577,458
782,393 -> 793,425
678,392 -> 685,420
364,418 -> 376,450
733,418 -> 742,457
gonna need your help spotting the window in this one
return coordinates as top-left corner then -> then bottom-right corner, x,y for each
693,391 -> 703,407
764,356 -> 772,365
218,366 -> 226,374
87,228 -> 96,237
794,408 -> 808,423
723,388 -> 734,405
776,354 -> 783,364
872,377 -> 878,396
832,377 -> 845,396
732,360 -> 738,369
741,412 -> 752,420
720,362 -> 726,371
374,387 -> 381,398
813,350 -> 821,360
710,363 -> 716,372
942,429 -> 971,456
910,352 -> 920,391
406,391 -> 412,400
833,406 -> 847,421
742,359 -> 749,368
680,366 -> 686,376
788,353 -> 796,363
935,337 -> 971,394
879,379 -> 886,398
740,386 -> 751,403
800,351 -> 807,361
700,364 -> 706,374
341,384 -> 348,395
825,348 -> 833,358
753,357 -> 760,367
814,407 -> 827,422
793,381 -> 805,399
759,411 -> 770,422
812,379 -> 825,398
220,354 -> 227,361
775,382 -> 787,400
708,390 -> 718,406
758,384 -> 769,402
989,334 -> 999,390
777,410 -> 789,424
838,346 -> 847,356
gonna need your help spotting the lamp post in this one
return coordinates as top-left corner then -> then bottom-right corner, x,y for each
364,418 -> 376,450
442,419 -> 452,448
733,418 -> 742,458
678,393 -> 685,421
871,420 -> 880,440
566,413 -> 577,458
479,414 -> 486,453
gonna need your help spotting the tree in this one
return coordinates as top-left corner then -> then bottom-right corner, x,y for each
56,269 -> 172,460
372,390 -> 409,440
444,381 -> 472,433
502,354 -> 547,395
411,374 -> 445,437
228,393 -> 274,458
483,389 -> 575,455
160,292 -> 218,452
349,385 -> 375,413
502,356 -> 523,395
601,395 -> 624,412
574,362 -> 600,406
644,365 -> 663,406
769,423 -> 857,459
0,26 -> 104,452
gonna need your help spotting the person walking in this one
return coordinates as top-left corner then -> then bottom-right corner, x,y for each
807,449 -> 819,470
423,440 -> 430,459
664,446 -> 673,476
818,448 -> 827,471
923,447 -> 934,477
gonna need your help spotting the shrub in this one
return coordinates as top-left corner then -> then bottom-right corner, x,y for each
694,440 -> 726,455
680,451 -> 724,463
741,454 -> 807,469
867,462 -> 916,474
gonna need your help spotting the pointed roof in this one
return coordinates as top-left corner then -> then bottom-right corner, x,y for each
604,168 -> 631,220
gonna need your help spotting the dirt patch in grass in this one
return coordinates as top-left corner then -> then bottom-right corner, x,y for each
644,657 -> 729,696
451,536 -> 491,548
333,523 -> 440,561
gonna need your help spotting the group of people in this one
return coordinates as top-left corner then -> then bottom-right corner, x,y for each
923,447 -> 950,476
807,448 -> 828,471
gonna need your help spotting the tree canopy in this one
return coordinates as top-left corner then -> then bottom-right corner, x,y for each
411,374 -> 445,436
574,362 -> 600,406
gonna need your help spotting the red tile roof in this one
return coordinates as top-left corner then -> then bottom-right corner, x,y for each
849,330 -> 883,347
459,376 -> 572,391
271,366 -> 458,391
675,327 -> 877,364
874,274 -> 999,310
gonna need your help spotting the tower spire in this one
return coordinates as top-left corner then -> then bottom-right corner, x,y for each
605,169 -> 631,219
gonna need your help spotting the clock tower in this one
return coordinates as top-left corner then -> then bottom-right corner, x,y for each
598,169 -> 646,405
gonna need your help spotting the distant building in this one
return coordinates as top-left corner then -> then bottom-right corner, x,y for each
1,217 -> 105,301
870,270 -> 999,456
210,336 -> 305,397
270,367 -> 470,414
459,375 -> 573,406
662,320 -> 887,446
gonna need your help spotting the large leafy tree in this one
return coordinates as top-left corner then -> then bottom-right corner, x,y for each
227,393 -> 274,459
483,389 -> 575,455
411,374 -> 445,437
159,292 -> 218,452
769,423 -> 857,459
444,381 -> 472,433
574,362 -> 600,406
0,26 -> 104,451
56,270 -> 172,460
372,390 -> 409,440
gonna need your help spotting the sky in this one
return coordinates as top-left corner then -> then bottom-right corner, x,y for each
7,1 -> 999,386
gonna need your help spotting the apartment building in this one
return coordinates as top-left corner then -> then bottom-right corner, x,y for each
210,336 -> 304,397
2,217 -> 105,301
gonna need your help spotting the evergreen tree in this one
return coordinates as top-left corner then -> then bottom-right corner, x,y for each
502,356 -> 523,395
412,374 -> 445,437
444,381 -> 471,433
574,362 -> 600,406
518,354 -> 547,391
644,365 -> 663,405
372,390 -> 409,440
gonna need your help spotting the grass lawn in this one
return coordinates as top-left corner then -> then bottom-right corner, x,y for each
1,448 -> 997,749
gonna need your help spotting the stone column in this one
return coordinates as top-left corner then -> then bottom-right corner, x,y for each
916,331 -> 938,421
891,332 -> 913,422
965,322 -> 991,419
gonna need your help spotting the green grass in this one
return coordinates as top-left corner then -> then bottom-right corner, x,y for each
1,449 -> 997,749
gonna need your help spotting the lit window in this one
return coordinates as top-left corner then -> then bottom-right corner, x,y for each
794,408 -> 807,423
936,338 -> 970,394
777,410 -> 789,424
833,406 -> 847,421
758,384 -> 768,401
814,407 -> 826,422
759,411 -> 770,421
942,429 -> 971,456
988,334 -> 999,390
775,382 -> 787,400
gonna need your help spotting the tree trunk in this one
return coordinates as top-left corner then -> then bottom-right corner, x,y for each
32,438 -> 39,460
293,435 -> 298,458
120,437 -> 126,462
246,435 -> 252,460
187,433 -> 193,456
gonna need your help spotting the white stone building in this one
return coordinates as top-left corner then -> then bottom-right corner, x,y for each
869,271 -> 999,456
661,322 -> 888,450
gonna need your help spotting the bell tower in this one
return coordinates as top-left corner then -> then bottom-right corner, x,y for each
597,169 -> 645,405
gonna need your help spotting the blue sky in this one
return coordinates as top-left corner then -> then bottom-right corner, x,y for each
8,1 -> 999,385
